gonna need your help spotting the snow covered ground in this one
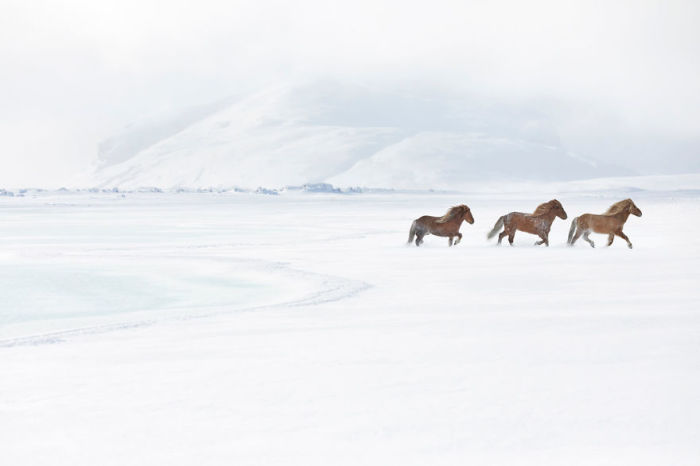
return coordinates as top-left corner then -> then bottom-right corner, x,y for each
1,184 -> 699,465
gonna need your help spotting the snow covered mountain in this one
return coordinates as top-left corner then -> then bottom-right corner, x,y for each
94,82 -> 631,190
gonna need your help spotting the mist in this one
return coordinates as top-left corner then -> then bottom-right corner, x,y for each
1,0 -> 698,187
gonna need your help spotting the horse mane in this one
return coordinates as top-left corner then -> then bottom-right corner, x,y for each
436,205 -> 468,223
532,200 -> 558,216
605,199 -> 632,215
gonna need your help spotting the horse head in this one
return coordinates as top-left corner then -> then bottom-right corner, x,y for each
462,205 -> 475,224
628,199 -> 642,217
551,199 -> 568,220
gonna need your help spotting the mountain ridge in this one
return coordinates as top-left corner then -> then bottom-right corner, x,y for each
94,82 -> 633,190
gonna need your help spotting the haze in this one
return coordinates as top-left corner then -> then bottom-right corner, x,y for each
1,0 -> 698,187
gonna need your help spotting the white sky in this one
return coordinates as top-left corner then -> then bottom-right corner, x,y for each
1,0 -> 698,186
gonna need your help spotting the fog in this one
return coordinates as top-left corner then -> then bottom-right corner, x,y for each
1,0 -> 698,187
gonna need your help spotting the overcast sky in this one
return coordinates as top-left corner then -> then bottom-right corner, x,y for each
1,0 -> 698,187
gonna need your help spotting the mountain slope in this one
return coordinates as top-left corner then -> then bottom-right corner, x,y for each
94,82 -> 632,189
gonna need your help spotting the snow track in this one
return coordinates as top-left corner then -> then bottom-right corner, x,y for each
0,253 -> 368,347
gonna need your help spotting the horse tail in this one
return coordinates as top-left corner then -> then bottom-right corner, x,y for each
407,220 -> 417,245
567,217 -> 578,245
487,216 -> 505,240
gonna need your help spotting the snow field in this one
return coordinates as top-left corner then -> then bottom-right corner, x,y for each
1,189 -> 699,465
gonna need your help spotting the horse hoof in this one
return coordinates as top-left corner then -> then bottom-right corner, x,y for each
628,244 -> 633,249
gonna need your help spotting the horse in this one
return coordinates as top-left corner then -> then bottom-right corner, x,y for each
407,204 -> 474,247
487,199 -> 567,246
567,198 -> 642,248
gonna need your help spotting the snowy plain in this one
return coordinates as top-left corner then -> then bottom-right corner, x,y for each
1,182 -> 699,465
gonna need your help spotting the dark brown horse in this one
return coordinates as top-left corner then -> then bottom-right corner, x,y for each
408,204 -> 474,247
487,199 -> 567,246
568,198 -> 642,248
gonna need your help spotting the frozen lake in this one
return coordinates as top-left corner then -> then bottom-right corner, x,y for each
1,188 -> 699,465
0,257 -> 294,338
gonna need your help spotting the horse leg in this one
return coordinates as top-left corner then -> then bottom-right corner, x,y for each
508,230 -> 515,246
583,231 -> 595,248
607,233 -> 614,246
497,230 -> 507,245
534,233 -> 549,246
415,232 -> 425,247
454,232 -> 462,245
615,229 -> 633,249
448,237 -> 454,247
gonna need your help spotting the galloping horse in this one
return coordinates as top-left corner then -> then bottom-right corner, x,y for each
408,204 -> 474,247
568,198 -> 642,248
487,199 -> 567,246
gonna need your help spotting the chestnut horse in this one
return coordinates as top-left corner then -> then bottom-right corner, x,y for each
487,199 -> 567,246
408,204 -> 474,247
568,198 -> 642,248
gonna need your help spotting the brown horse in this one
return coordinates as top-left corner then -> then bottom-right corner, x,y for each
408,204 -> 474,247
487,199 -> 567,246
568,198 -> 642,248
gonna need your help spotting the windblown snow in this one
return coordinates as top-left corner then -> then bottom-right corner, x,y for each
94,82 -> 631,190
1,178 -> 699,465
